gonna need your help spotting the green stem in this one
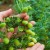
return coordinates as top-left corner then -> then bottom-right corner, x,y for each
16,1 -> 21,12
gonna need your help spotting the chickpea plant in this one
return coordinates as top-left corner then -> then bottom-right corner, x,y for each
0,15 -> 37,50
0,0 -> 38,50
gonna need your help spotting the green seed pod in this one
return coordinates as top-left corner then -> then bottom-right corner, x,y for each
16,18 -> 22,23
22,20 -> 28,25
28,36 -> 32,40
28,6 -> 32,10
18,26 -> 24,32
32,38 -> 37,43
26,30 -> 35,36
3,38 -> 9,44
27,23 -> 33,28
22,7 -> 28,12
28,42 -> 34,47
0,22 -> 6,28
6,17 -> 11,22
9,46 -> 14,50
14,39 -> 21,46
8,28 -> 14,32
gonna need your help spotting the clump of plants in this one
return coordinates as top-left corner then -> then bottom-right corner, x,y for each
0,0 -> 38,50
0,15 -> 37,50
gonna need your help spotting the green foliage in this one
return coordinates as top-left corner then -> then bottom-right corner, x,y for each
29,0 -> 50,50
5,17 -> 22,28
13,0 -> 32,13
13,0 -> 50,50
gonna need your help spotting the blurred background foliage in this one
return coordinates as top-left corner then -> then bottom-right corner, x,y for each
13,0 -> 50,50
0,0 -> 50,50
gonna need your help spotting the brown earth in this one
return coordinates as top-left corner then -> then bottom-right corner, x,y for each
0,5 -> 11,11
0,4 -> 16,14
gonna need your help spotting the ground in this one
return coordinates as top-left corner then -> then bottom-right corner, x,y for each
0,5 -> 10,11
0,4 -> 16,14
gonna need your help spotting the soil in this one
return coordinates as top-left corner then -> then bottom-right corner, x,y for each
0,4 -> 16,14
0,5 -> 11,11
